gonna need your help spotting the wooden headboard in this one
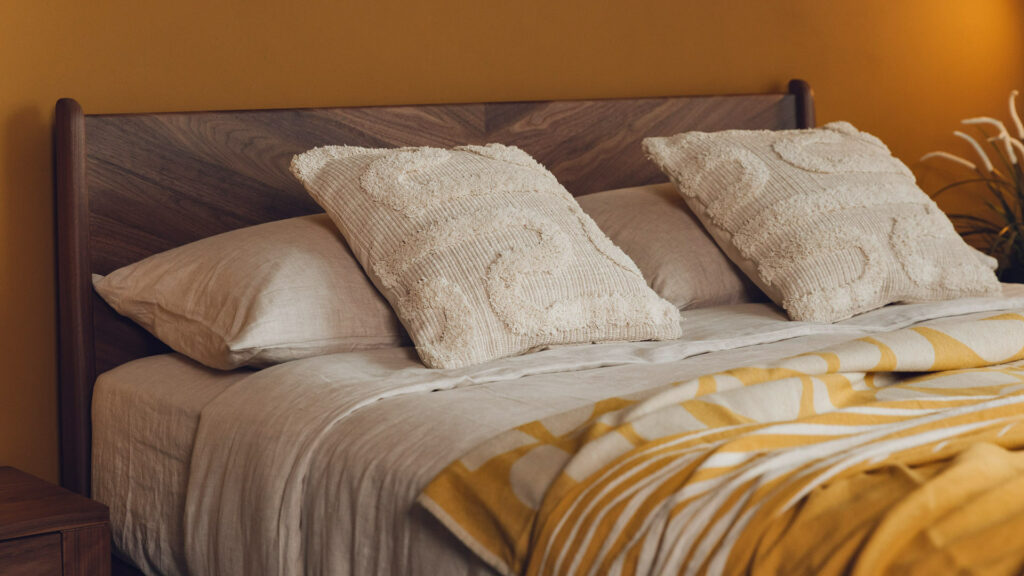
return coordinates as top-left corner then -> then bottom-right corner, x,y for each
54,80 -> 815,495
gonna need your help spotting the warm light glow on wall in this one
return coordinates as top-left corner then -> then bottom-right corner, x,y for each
909,1 -> 1024,224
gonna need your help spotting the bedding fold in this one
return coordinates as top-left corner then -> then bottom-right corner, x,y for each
420,311 -> 1024,575
176,288 -> 1024,576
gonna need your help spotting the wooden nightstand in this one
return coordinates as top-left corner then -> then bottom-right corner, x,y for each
0,466 -> 110,575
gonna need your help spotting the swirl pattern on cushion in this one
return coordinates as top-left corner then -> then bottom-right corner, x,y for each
645,122 -> 1000,323
292,143 -> 681,368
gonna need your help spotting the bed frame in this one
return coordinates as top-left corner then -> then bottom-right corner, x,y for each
54,80 -> 815,498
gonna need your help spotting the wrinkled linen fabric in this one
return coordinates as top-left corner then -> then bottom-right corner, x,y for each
577,183 -> 762,309
425,307 -> 1024,574
93,214 -> 406,370
166,287 -> 1024,576
92,284 -> 1024,569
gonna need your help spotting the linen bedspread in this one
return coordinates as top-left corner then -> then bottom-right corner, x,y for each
422,311 -> 1024,575
178,290 -> 1024,576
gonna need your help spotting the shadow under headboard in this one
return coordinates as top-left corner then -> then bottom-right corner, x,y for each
54,79 -> 815,495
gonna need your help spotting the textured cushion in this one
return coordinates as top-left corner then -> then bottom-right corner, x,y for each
291,143 -> 682,369
578,183 -> 763,309
644,122 -> 1001,323
93,214 -> 407,370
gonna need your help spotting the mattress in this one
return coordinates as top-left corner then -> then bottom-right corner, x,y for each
92,286 -> 1024,576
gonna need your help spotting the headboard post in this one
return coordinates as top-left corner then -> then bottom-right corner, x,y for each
55,98 -> 95,496
788,79 -> 816,129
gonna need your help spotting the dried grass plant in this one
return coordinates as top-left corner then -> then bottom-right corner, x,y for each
923,91 -> 1024,281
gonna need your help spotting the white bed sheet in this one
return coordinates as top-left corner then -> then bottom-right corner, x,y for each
93,285 -> 1024,576
93,355 -> 253,575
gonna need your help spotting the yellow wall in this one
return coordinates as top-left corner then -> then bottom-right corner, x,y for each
3,0 -> 1023,483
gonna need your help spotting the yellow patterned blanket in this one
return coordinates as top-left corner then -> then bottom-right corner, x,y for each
419,312 -> 1024,575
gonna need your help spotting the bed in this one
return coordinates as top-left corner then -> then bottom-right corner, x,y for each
54,80 -> 1024,575
55,81 -> 816,497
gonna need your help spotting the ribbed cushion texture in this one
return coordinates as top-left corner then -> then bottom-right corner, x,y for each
93,214 -> 407,370
291,143 -> 682,369
577,183 -> 764,309
644,122 -> 1001,323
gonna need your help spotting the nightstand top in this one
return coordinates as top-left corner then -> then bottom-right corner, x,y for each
0,466 -> 108,541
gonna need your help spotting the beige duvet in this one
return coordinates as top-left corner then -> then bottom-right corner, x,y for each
93,286 -> 1024,576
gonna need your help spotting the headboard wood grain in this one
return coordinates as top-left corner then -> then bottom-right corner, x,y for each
55,80 -> 815,495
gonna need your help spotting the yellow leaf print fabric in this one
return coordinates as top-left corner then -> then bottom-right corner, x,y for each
419,312 -> 1024,575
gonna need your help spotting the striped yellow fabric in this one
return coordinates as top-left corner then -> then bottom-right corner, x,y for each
419,312 -> 1024,575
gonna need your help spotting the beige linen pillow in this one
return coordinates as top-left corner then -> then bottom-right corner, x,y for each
578,183 -> 763,309
644,122 -> 1001,323
291,143 -> 681,369
93,214 -> 407,370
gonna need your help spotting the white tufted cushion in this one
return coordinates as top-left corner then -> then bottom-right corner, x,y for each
644,122 -> 1000,323
291,144 -> 681,369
